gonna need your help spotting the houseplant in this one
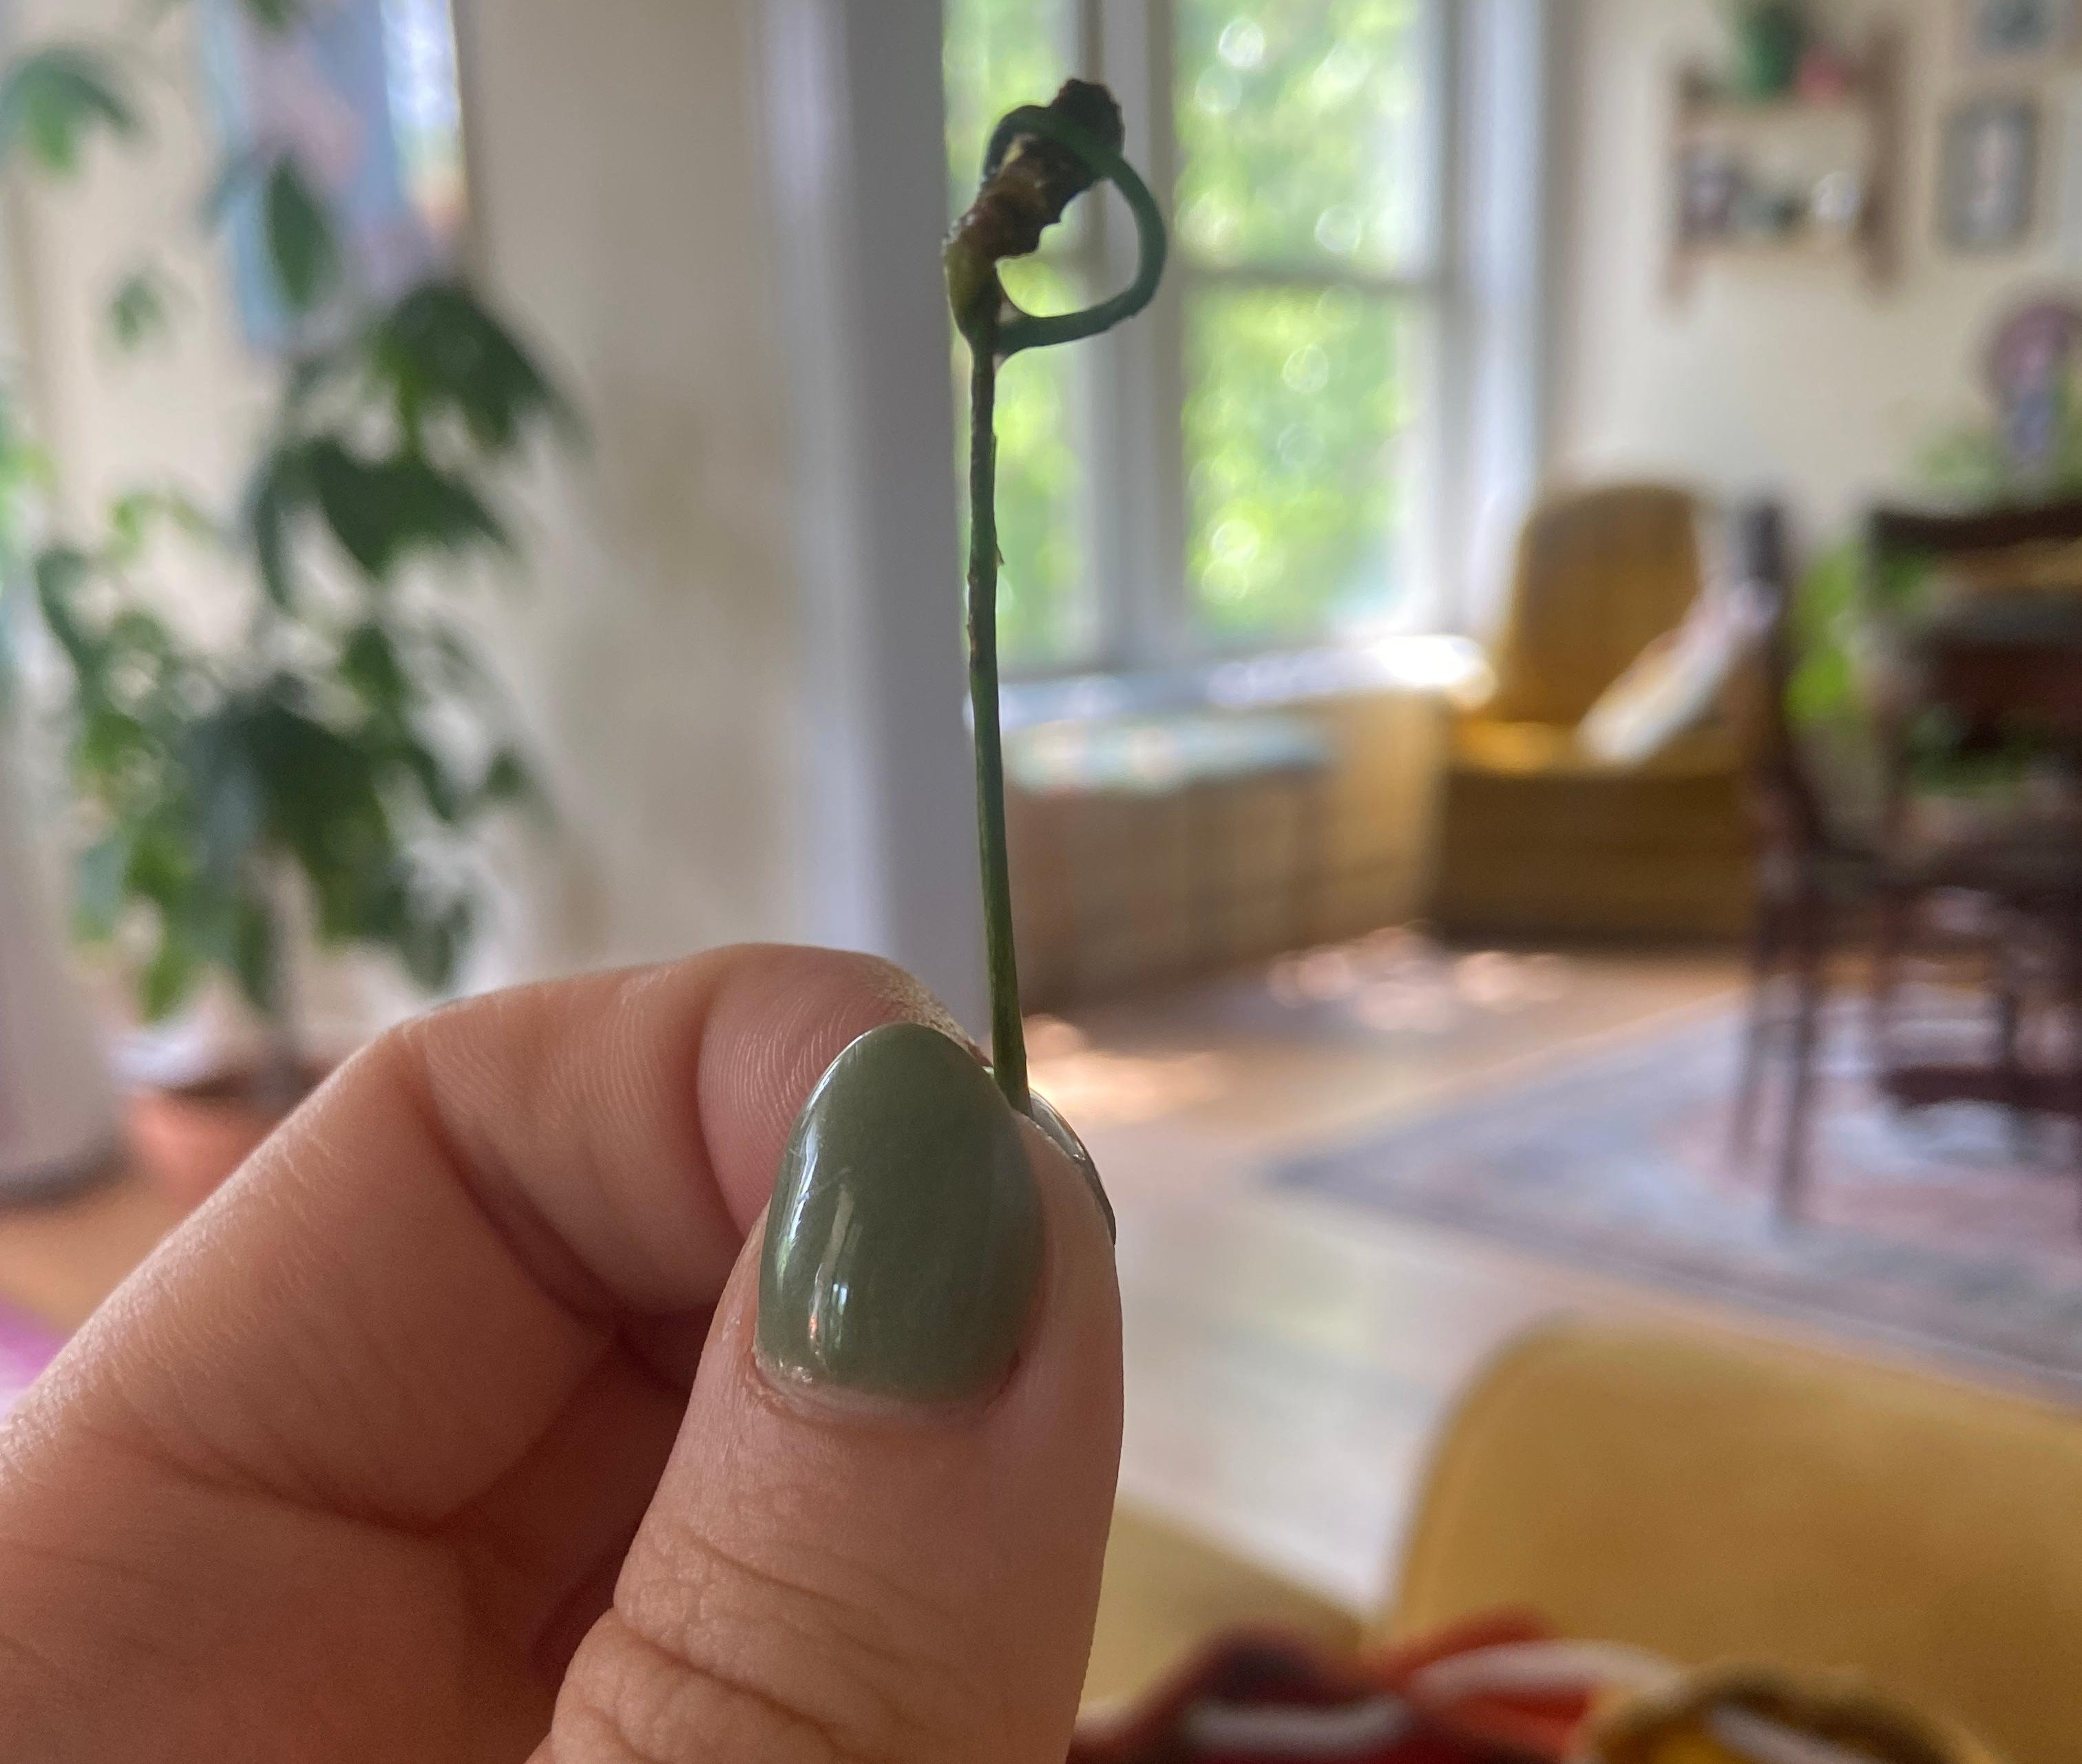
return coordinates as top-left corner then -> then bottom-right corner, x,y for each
0,4 -> 572,1199
1788,310 -> 2082,817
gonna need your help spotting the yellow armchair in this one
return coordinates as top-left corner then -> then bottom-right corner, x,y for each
1429,484 -> 1751,941
1091,1322 -> 2082,1763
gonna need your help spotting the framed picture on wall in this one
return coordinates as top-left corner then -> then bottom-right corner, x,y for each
1960,0 -> 2077,63
1940,94 -> 2043,251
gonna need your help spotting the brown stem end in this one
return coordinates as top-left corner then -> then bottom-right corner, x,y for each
947,79 -> 1125,336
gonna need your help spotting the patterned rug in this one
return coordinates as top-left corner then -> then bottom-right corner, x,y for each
1274,1001 -> 2082,1388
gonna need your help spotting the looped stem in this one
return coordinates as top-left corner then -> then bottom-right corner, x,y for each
979,105 -> 1168,359
950,87 -> 1167,1116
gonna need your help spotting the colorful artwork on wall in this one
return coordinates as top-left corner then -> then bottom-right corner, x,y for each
1961,0 -> 2077,63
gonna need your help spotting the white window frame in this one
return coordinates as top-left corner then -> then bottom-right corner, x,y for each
987,0 -> 1550,700
754,0 -> 1544,1011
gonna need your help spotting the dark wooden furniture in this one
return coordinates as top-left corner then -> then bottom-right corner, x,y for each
1864,502 -> 2082,1179
1732,497 -> 2082,1222
1728,502 -> 1878,1217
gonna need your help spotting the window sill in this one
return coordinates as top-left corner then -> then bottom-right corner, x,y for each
998,634 -> 1491,732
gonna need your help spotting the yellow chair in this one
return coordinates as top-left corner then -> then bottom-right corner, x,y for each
1430,484 -> 1751,941
1089,1322 -> 2082,1764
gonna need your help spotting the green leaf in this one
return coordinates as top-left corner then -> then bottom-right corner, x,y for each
339,621 -> 410,716
238,0 -> 308,31
231,894 -> 278,1015
185,711 -> 265,890
107,266 -> 173,353
124,820 -> 198,914
105,607 -> 177,664
397,893 -> 472,992
107,487 -> 218,564
368,283 -> 580,455
242,445 -> 304,608
241,695 -> 397,938
108,491 -> 154,562
33,545 -> 97,675
430,626 -> 491,691
74,831 -> 129,942
263,157 -> 339,314
0,46 -> 140,178
75,705 -> 154,781
481,748 -> 533,808
400,739 -> 463,824
302,439 -> 509,580
139,930 -> 201,1022
479,747 -> 549,823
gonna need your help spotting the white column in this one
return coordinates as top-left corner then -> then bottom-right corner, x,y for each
1457,0 -> 1553,638
764,0 -> 989,1033
0,0 -> 120,1188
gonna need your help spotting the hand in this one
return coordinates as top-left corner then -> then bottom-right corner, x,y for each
0,947 -> 1123,1761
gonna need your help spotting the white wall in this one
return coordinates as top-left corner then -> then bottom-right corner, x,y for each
1549,0 -> 2082,542
461,0 -> 806,971
762,0 -> 987,1030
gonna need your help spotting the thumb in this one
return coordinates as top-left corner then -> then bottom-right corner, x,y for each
540,1023 -> 1123,1763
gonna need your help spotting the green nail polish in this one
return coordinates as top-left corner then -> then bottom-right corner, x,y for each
1029,1090 -> 1113,1243
758,1023 -> 1044,1403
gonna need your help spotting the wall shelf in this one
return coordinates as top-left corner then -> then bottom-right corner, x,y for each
1667,25 -> 1903,301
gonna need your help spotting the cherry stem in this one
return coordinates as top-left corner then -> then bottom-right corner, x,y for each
947,87 -> 1167,1115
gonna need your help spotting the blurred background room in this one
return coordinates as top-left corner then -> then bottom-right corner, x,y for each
4,0 -> 2082,1754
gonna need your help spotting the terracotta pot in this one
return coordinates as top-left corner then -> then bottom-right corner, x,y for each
128,1073 -> 311,1210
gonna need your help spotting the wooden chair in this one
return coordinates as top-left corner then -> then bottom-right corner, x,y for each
1429,483 -> 1751,943
1734,497 -> 2082,1221
1725,501 -> 1881,1217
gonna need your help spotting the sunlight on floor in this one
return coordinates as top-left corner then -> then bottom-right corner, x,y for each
1031,934 -> 1595,1133
1055,944 -> 1750,1610
1026,1018 -> 1228,1128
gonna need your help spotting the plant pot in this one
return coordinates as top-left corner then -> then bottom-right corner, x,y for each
128,1071 -> 312,1210
1731,2 -> 1805,98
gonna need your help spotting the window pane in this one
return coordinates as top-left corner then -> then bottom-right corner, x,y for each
1175,0 -> 1433,274
943,0 -> 1074,316
945,0 -> 1093,671
955,262 -> 1096,667
1186,285 -> 1416,643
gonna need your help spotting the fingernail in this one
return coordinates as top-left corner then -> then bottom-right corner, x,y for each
1029,1091 -> 1114,1243
758,1022 -> 1044,1404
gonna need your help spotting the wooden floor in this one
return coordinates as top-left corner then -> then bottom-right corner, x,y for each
0,1163 -> 185,1335
0,941 -> 2033,1626
1043,940 -> 2046,1617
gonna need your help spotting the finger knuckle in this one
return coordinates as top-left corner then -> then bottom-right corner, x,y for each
556,1525 -> 982,1764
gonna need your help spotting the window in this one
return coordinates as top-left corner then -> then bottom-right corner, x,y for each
206,0 -> 468,349
945,0 -> 1508,680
